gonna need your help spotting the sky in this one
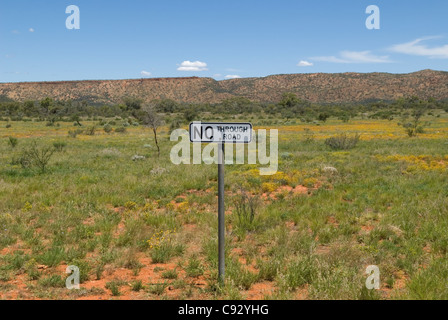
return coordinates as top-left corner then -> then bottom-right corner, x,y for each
0,0 -> 447,82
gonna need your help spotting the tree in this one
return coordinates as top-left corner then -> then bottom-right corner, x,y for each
23,141 -> 55,173
278,92 -> 300,108
222,97 -> 252,114
71,114 -> 82,126
155,99 -> 179,113
318,113 -> 330,122
123,97 -> 143,111
402,108 -> 427,137
23,100 -> 36,116
139,103 -> 163,157
184,108 -> 198,122
398,98 -> 429,137
39,97 -> 53,116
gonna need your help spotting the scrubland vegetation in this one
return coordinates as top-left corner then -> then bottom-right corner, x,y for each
0,93 -> 448,300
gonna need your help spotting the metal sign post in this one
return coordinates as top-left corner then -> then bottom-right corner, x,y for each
218,142 -> 225,282
190,122 -> 253,283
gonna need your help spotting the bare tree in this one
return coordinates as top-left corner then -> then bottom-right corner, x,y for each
139,103 -> 163,157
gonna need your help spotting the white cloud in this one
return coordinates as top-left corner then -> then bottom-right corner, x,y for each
29,28 -> 35,32
224,75 -> 241,79
177,60 -> 208,71
312,51 -> 391,63
297,60 -> 313,67
213,74 -> 222,78
12,30 -> 19,34
140,70 -> 151,76
390,37 -> 448,59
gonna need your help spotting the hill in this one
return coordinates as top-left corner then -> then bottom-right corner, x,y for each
1,70 -> 447,105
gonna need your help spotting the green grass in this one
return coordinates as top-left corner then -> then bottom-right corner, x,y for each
0,116 -> 448,299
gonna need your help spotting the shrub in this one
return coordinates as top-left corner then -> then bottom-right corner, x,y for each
85,126 -> 96,136
303,128 -> 315,143
39,275 -> 65,288
148,282 -> 168,295
11,154 -> 31,169
233,192 -> 260,232
115,127 -> 127,133
283,257 -> 316,290
53,141 -> 67,152
261,182 -> 277,193
150,243 -> 184,263
7,137 -> 18,148
22,141 -> 55,173
257,259 -> 282,281
106,281 -> 121,296
68,130 -> 77,138
131,280 -> 144,291
162,269 -> 178,279
170,118 -> 182,133
68,129 -> 83,138
37,247 -> 65,267
103,124 -> 113,133
325,133 -> 360,150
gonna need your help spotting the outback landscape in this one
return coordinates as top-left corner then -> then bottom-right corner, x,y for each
0,76 -> 448,300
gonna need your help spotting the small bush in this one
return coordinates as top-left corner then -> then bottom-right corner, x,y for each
53,141 -> 67,152
68,130 -> 77,138
22,142 -> 55,173
115,127 -> 127,134
103,124 -> 113,133
131,280 -> 144,292
150,243 -> 184,263
7,137 -> 18,148
11,155 -> 31,169
39,275 -> 65,288
162,269 -> 178,279
106,281 -> 121,296
85,126 -> 96,136
325,133 -> 360,150
233,192 -> 260,232
185,256 -> 204,278
68,129 -> 83,138
148,282 -> 168,295
282,256 -> 316,290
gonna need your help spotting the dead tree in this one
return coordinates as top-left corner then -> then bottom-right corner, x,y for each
139,103 -> 163,157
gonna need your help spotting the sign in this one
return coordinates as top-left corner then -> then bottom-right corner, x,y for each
189,122 -> 252,144
188,121 -> 253,283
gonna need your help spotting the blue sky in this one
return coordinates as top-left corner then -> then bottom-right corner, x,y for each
0,0 -> 447,82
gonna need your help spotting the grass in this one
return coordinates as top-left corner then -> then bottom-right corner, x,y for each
148,281 -> 169,295
162,269 -> 178,279
0,114 -> 447,299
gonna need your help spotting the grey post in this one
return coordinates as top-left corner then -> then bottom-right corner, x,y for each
218,142 -> 225,282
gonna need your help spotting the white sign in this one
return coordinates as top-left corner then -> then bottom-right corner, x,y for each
189,122 -> 252,143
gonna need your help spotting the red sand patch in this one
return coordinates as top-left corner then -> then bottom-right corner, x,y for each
244,282 -> 275,300
262,185 -> 309,201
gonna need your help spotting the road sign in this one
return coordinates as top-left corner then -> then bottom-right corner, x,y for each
189,122 -> 252,143
189,122 -> 253,283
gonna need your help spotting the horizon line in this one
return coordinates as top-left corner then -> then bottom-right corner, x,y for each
0,69 -> 445,85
